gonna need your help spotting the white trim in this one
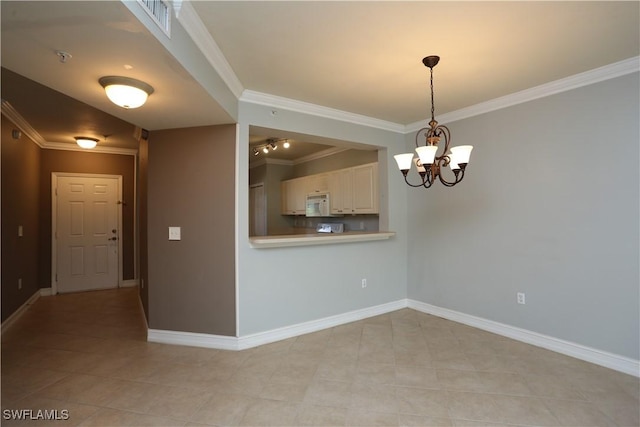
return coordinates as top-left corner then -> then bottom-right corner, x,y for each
238,299 -> 406,349
148,329 -> 240,350
173,0 -> 244,98
2,99 -> 138,156
406,56 -> 640,132
240,90 -> 406,133
293,147 -> 350,165
40,287 -> 53,297
408,299 -> 640,378
1,290 -> 40,335
120,279 -> 139,288
42,141 -> 138,156
148,299 -> 406,351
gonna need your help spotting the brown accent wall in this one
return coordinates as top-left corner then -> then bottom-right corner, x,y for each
39,150 -> 136,288
147,124 -> 236,336
1,117 -> 41,321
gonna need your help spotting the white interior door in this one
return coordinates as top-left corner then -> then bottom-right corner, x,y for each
55,175 -> 120,293
249,183 -> 267,236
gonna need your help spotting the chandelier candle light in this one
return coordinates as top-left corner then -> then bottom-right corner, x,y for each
394,56 -> 473,188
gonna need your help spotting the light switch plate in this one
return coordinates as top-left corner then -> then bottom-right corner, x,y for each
168,226 -> 181,241
18,225 -> 23,237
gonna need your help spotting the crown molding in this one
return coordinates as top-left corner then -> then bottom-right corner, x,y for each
293,146 -> 350,165
406,56 -> 640,133
43,141 -> 138,156
240,90 -> 406,134
2,99 -> 137,156
173,0 -> 244,98
1,99 -> 47,147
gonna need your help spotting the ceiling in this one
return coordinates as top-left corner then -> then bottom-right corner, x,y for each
1,1 -> 638,156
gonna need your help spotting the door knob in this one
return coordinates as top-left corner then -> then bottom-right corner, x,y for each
108,237 -> 118,241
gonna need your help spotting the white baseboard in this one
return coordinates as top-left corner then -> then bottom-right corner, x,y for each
40,287 -> 53,296
148,328 -> 240,350
1,289 -> 41,335
147,297 -> 638,377
408,299 -> 640,378
120,279 -> 138,288
148,299 -> 406,351
238,299 -> 406,350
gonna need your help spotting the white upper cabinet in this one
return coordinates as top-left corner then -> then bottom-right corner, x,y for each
285,162 -> 378,216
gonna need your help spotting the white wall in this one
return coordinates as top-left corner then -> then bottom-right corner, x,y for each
236,101 -> 409,336
407,72 -> 639,360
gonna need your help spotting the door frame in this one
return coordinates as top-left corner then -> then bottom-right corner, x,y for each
51,172 -> 123,295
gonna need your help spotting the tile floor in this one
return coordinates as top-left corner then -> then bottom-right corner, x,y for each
1,287 -> 638,426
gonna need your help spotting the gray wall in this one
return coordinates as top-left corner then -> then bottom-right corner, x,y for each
147,124 -> 236,336
407,72 -> 639,359
237,101 -> 408,336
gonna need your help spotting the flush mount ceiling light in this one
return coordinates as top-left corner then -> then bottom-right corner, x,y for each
394,56 -> 473,188
99,76 -> 154,109
75,137 -> 99,149
253,138 -> 290,156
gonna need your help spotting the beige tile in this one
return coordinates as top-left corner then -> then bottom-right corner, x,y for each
238,398 -> 299,426
190,392 -> 255,426
544,398 -> 617,426
398,413 -> 452,427
582,389 -> 640,427
37,374 -> 129,406
489,395 -> 559,426
79,408 -> 185,426
295,403 -> 347,426
315,358 -> 358,382
303,379 -> 352,408
394,365 -> 440,389
1,365 -> 69,394
346,408 -> 398,426
522,373 -> 586,400
355,362 -> 396,384
106,381 -> 213,421
349,382 -> 398,413
396,387 -> 450,418
259,381 -> 308,402
446,391 -> 501,423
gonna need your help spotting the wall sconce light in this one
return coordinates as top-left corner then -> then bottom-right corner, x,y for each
99,76 -> 154,109
75,137 -> 99,149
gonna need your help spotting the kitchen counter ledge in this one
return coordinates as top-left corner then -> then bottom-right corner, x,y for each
249,231 -> 396,249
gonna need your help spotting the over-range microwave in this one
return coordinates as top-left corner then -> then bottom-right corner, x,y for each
306,193 -> 331,217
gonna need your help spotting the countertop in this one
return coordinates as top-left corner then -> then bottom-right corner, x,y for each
249,231 -> 396,248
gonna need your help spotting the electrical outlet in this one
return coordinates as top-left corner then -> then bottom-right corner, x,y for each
517,292 -> 526,305
361,278 -> 367,288
18,278 -> 22,290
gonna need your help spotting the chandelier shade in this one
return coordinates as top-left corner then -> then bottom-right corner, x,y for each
99,76 -> 154,109
394,56 -> 473,188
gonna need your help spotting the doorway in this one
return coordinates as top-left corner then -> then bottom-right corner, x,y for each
52,173 -> 123,294
249,183 -> 266,236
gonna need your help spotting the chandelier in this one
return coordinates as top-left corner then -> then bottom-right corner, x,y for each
394,56 -> 473,188
253,138 -> 290,156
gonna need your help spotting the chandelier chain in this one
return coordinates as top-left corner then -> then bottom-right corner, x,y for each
430,66 -> 435,123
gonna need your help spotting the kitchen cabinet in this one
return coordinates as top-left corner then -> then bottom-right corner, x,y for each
282,163 -> 378,216
281,177 -> 307,215
329,163 -> 378,214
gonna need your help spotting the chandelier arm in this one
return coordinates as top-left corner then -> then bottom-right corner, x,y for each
415,127 -> 431,148
403,173 -> 433,188
437,168 -> 464,187
434,124 -> 452,153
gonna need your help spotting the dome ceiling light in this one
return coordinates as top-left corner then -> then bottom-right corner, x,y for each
75,137 -> 99,149
99,76 -> 154,109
